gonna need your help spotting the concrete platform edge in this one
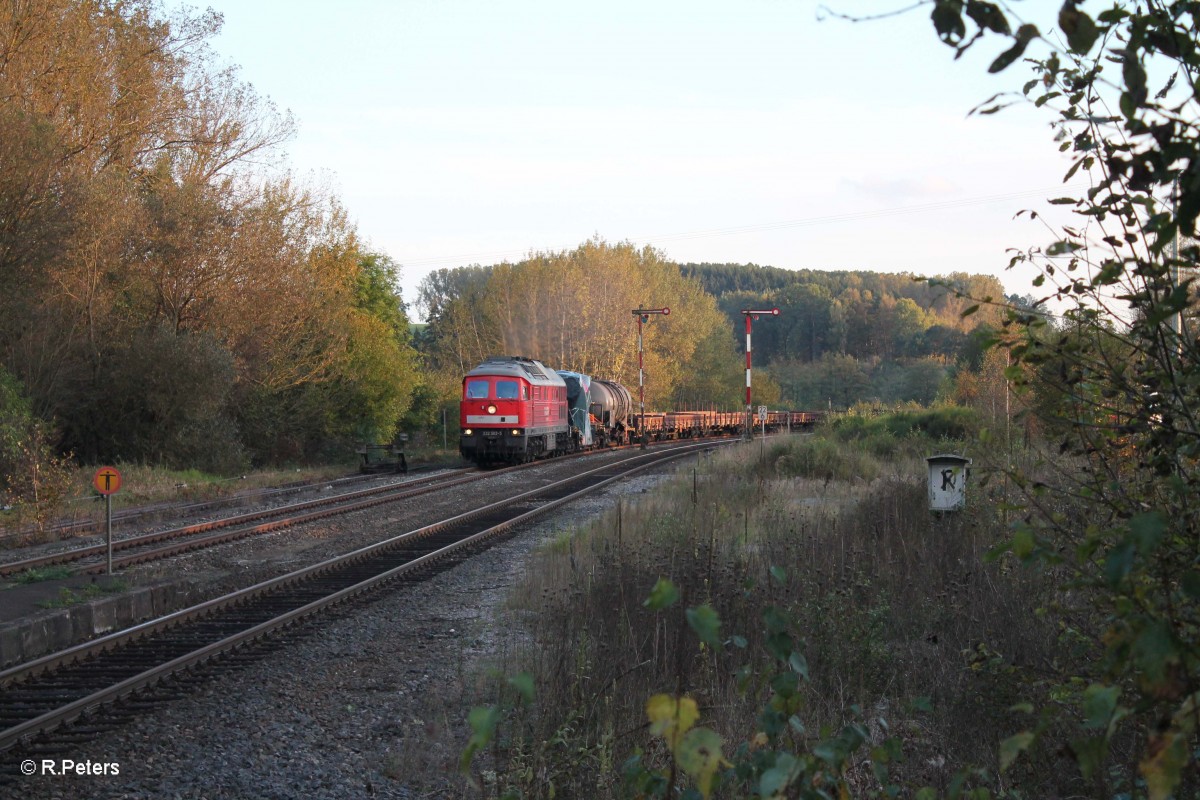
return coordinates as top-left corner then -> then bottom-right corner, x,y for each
0,581 -> 205,669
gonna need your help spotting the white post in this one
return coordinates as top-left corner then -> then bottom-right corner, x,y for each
106,494 -> 113,575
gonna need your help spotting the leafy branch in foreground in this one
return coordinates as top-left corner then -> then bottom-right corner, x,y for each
913,2 -> 1200,796
625,578 -> 1003,799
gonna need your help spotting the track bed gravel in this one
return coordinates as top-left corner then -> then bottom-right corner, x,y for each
10,454 -> 681,799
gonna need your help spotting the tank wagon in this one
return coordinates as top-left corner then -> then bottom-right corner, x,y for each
587,378 -> 633,446
459,356 -> 570,463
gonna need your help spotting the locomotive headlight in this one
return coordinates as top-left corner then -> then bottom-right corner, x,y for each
487,404 -> 497,414
511,429 -> 520,436
463,428 -> 473,436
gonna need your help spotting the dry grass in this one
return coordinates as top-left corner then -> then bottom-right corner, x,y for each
3,446 -> 464,546
0,461 -> 358,546
473,433 -> 1079,798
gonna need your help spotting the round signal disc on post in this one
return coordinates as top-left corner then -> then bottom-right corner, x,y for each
93,466 -> 122,495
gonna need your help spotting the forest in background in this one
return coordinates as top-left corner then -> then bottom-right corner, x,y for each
412,239 -> 748,412
682,263 -> 1013,408
412,248 -> 1014,416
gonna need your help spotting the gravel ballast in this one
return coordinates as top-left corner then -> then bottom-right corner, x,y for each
10,458 -> 684,799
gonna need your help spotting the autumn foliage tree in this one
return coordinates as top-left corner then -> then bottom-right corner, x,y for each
0,1 -> 421,471
420,239 -> 751,409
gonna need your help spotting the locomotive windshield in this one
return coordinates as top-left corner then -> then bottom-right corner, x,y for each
496,380 -> 519,399
465,380 -> 490,399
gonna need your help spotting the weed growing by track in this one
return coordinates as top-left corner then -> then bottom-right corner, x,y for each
36,579 -> 128,609
10,565 -> 74,584
466,420 -> 1092,797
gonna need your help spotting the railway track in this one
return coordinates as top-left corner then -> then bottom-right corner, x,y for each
0,435 -> 732,578
0,469 -> 410,548
0,468 -> 481,577
0,440 -> 724,766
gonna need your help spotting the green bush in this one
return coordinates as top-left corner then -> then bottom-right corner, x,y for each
860,430 -> 900,458
830,405 -> 980,445
0,365 -> 73,529
767,436 -> 881,482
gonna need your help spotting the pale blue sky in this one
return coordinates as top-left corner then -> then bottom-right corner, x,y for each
194,0 -> 1073,318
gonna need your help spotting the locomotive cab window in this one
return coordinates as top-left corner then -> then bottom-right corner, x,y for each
466,380 -> 490,399
496,380 -> 519,400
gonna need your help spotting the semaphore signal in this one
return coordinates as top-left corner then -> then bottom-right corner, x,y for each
740,308 -> 780,439
632,307 -> 670,447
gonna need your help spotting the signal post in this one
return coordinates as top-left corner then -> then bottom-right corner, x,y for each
92,466 -> 122,575
741,308 -> 780,439
632,307 -> 670,447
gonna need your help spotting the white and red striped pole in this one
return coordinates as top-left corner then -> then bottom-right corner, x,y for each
741,308 -> 780,438
744,314 -> 753,411
632,307 -> 670,447
638,315 -> 645,433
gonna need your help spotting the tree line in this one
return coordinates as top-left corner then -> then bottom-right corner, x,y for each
678,2 -> 1200,795
685,263 -> 1008,362
678,262 -> 1012,409
410,250 -> 1023,425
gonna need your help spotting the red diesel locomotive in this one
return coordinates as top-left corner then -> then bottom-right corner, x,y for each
459,356 -> 571,463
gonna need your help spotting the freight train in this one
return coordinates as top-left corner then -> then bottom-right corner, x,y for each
458,355 -> 819,465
